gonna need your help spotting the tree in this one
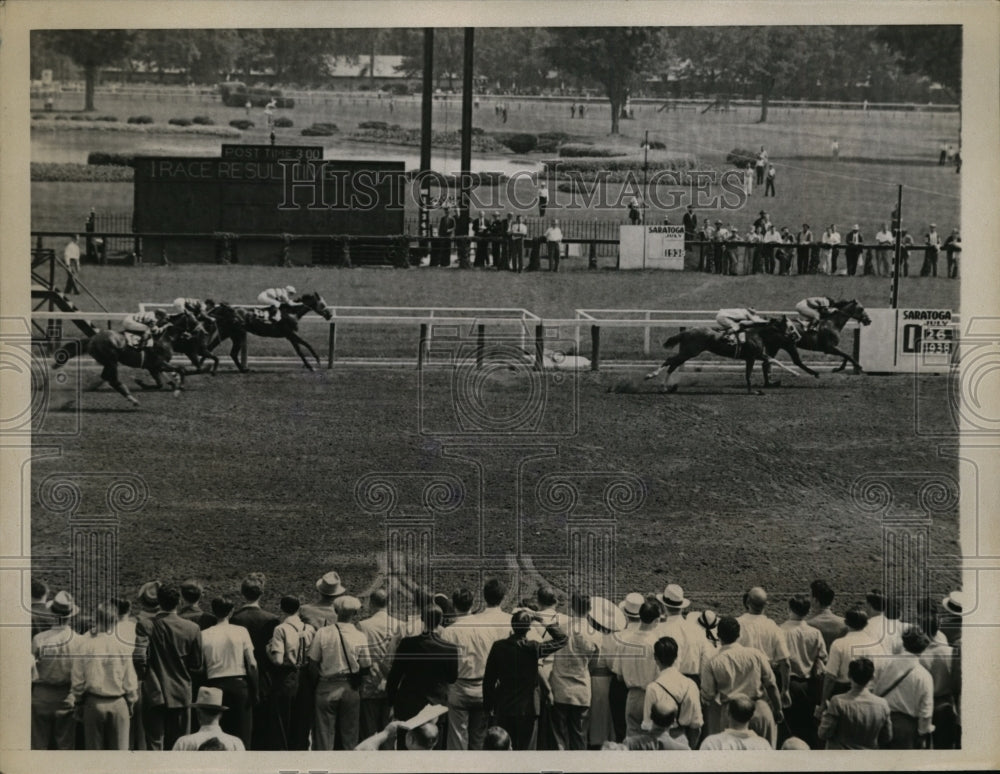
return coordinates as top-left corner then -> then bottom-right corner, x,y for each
876,26 -> 961,99
44,30 -> 136,110
547,28 -> 665,133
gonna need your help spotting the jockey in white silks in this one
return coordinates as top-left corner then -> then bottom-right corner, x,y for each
122,309 -> 168,347
257,285 -> 297,322
795,296 -> 838,328
715,307 -> 767,344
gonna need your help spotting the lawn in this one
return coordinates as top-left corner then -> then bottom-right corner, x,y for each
31,87 -> 960,235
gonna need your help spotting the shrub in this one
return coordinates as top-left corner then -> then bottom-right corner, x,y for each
494,132 -> 537,153
301,122 -> 338,136
273,116 -> 294,128
359,120 -> 389,130
87,152 -> 136,167
70,114 -> 91,121
54,114 -> 69,120
94,115 -> 118,122
191,115 -> 215,125
557,180 -> 595,194
727,147 -> 757,169
388,83 -> 410,96
168,117 -> 192,127
537,131 -> 571,153
558,143 -> 629,158
646,139 -> 667,150
127,115 -> 154,124
229,119 -> 255,130
32,162 -> 134,183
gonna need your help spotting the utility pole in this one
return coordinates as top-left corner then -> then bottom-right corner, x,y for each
418,29 -> 434,265
891,184 -> 902,308
642,129 -> 649,223
458,28 -> 474,268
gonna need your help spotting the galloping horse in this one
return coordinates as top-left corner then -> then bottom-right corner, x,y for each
52,325 -> 185,406
645,316 -> 819,394
168,310 -> 220,375
207,291 -> 334,371
768,298 -> 872,374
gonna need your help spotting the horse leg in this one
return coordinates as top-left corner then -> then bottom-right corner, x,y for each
102,363 -> 139,406
288,335 -> 316,371
662,362 -> 683,393
745,357 -> 755,394
229,335 -> 248,372
826,346 -> 863,373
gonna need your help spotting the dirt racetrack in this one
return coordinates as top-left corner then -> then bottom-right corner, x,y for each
31,358 -> 960,618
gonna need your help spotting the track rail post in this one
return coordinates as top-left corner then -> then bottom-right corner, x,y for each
418,323 -> 428,370
327,322 -> 336,369
591,325 -> 601,371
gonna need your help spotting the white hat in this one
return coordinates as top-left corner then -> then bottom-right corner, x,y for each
941,590 -> 968,615
192,686 -> 228,710
588,596 -> 626,633
619,592 -> 644,617
658,584 -> 690,610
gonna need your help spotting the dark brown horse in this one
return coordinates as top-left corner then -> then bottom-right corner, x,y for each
645,316 -> 818,393
767,298 -> 872,375
167,310 -> 220,375
52,325 -> 184,406
207,291 -> 334,371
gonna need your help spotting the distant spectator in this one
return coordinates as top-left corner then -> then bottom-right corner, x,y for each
922,224 -> 941,277
900,230 -> 913,277
817,658 -> 892,749
796,223 -> 813,275
700,694 -> 772,750
538,180 -> 549,216
944,229 -> 961,279
764,164 -> 776,197
875,223 -> 894,277
754,152 -> 766,186
845,224 -> 864,276
682,205 -> 697,244
510,215 -> 528,273
820,606 -> 881,713
819,225 -> 841,276
831,137 -> 840,159
64,235 -> 81,295
544,220 -> 563,273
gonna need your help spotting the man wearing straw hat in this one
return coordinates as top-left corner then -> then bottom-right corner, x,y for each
610,599 -> 663,738
656,584 -> 708,688
548,593 -> 600,751
586,596 -> 626,749
607,592 -> 644,743
172,687 -> 245,750
300,570 -> 348,630
31,590 -> 80,749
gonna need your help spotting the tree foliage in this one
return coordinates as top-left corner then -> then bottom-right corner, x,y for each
39,30 -> 137,110
546,27 -> 665,133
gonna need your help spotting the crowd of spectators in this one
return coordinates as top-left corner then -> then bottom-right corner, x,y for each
29,572 -> 964,753
683,207 -> 960,279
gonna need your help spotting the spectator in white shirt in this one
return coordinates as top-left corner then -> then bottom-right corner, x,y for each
780,595 -> 827,748
172,687 -> 245,751
655,584 -> 707,685
642,636 -> 703,748
549,593 -> 600,750
544,221 -> 563,272
875,223 -> 894,276
737,587 -> 790,703
820,224 -> 841,275
201,597 -> 257,749
871,627 -> 935,749
610,600 -> 663,737
820,606 -> 883,716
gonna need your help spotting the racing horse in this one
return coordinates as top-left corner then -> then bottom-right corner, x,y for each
767,298 -> 872,376
168,308 -> 220,375
52,324 -> 184,406
645,316 -> 819,394
206,291 -> 334,371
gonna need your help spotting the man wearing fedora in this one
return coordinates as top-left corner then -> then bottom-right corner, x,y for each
300,570 -> 348,630
607,592 -> 644,743
656,585 -> 708,688
230,572 -> 279,750
134,584 -> 204,751
68,602 -> 138,750
31,590 -> 80,749
172,687 -> 245,750
307,595 -> 371,750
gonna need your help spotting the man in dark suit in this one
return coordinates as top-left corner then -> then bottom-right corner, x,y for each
178,579 -> 217,630
230,573 -> 280,750
487,213 -> 504,269
434,208 -> 456,267
385,604 -> 458,746
682,205 -> 697,245
133,584 -> 204,750
472,212 -> 489,268
845,225 -> 864,276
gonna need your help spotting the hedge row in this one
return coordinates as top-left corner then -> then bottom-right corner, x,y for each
301,122 -> 339,136
273,116 -> 294,128
545,154 -> 699,173
31,119 -> 240,137
558,143 -> 631,158
87,152 -> 137,167
348,127 -> 508,153
727,147 -> 757,169
402,169 -> 509,186
229,119 -> 255,130
32,162 -> 134,183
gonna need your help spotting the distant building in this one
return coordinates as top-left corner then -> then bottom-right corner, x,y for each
324,55 -> 417,91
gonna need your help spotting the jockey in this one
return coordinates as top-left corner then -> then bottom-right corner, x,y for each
794,296 -> 838,328
715,307 -> 767,344
122,309 -> 168,348
172,297 -> 211,332
257,285 -> 297,322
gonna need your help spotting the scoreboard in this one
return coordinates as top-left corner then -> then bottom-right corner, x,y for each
132,145 -> 406,264
859,308 -> 958,374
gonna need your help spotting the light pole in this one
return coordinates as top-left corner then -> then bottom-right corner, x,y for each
642,129 -> 649,223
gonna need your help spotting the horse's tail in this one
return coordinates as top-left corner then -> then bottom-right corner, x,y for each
52,338 -> 84,369
662,332 -> 684,350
